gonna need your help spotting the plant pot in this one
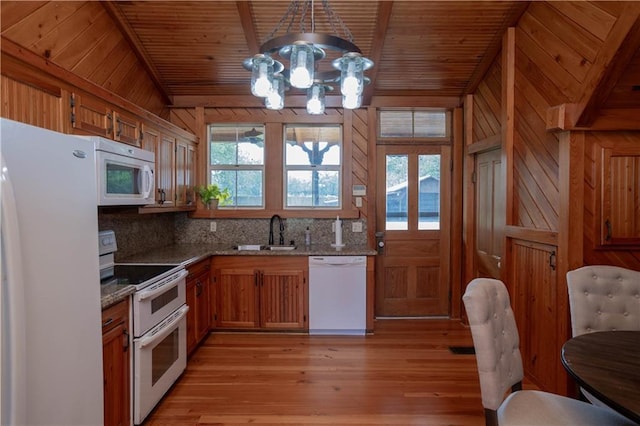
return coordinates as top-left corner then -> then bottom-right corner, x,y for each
205,199 -> 219,210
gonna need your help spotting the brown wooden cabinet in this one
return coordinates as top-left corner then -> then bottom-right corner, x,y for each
102,298 -> 130,426
70,92 -> 140,146
186,258 -> 211,355
141,124 -> 197,208
598,146 -> 640,247
211,256 -> 307,330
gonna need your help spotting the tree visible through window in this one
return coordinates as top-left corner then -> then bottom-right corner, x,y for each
285,125 -> 342,208
209,125 -> 265,207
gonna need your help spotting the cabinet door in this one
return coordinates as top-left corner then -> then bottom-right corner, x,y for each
186,280 -> 198,354
113,110 -> 141,146
141,124 -> 161,204
216,267 -> 259,328
157,135 -> 176,205
195,270 -> 211,341
102,300 -> 130,426
176,138 -> 197,206
260,269 -> 305,329
510,239 -> 564,393
71,92 -> 113,138
600,148 -> 640,246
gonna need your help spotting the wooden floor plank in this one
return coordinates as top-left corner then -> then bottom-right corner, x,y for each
144,319 -> 532,425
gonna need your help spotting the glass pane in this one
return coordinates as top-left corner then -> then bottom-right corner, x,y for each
379,111 -> 412,138
286,141 -> 340,166
418,155 -> 441,230
237,141 -> 264,165
211,170 -> 263,207
414,112 -> 447,137
152,328 -> 179,385
210,142 -> 236,165
386,155 -> 408,230
286,170 -> 340,207
285,125 -> 341,166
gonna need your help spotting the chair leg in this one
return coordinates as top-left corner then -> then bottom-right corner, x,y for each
484,408 -> 498,426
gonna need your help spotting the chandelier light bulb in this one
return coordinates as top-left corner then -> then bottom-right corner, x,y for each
290,42 -> 314,89
251,54 -> 274,98
265,74 -> 285,110
340,53 -> 364,96
342,92 -> 362,110
307,84 -> 325,114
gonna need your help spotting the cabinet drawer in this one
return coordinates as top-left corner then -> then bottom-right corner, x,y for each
102,299 -> 129,333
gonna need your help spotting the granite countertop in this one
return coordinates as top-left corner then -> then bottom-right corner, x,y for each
118,243 -> 377,264
101,243 -> 376,309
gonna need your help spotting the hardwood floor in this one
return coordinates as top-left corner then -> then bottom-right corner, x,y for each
144,320 -> 503,425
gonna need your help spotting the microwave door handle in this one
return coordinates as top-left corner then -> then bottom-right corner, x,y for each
138,305 -> 189,349
137,269 -> 188,301
141,165 -> 154,200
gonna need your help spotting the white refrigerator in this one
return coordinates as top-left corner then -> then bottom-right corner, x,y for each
1,118 -> 104,425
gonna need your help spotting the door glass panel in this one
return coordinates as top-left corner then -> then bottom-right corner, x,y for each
418,154 -> 441,230
386,155 -> 408,230
152,328 -> 179,385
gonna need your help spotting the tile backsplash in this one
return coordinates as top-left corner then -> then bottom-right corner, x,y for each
99,211 -> 368,260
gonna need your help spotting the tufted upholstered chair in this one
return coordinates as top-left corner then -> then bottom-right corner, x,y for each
463,278 -> 635,426
566,265 -> 640,407
566,265 -> 640,337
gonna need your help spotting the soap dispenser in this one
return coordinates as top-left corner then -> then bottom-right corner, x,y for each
305,227 -> 311,246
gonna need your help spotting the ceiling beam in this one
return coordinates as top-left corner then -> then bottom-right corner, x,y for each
237,1 -> 260,54
100,1 -> 172,105
361,1 -> 394,107
464,1 -> 530,95
574,7 -> 640,127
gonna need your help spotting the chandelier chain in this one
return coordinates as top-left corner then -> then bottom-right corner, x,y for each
265,0 -> 299,42
264,0 -> 354,44
322,0 -> 354,43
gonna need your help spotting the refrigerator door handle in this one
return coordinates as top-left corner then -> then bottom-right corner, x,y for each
0,159 -> 27,426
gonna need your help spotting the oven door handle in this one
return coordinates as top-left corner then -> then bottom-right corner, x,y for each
139,305 -> 189,349
137,269 -> 188,301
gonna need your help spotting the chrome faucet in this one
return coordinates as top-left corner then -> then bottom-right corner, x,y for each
269,214 -> 285,246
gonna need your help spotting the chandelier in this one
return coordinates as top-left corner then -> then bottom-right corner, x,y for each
242,0 -> 373,114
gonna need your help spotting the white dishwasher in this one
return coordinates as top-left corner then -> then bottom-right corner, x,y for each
308,256 -> 367,335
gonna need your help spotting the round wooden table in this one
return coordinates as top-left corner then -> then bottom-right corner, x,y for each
561,330 -> 640,424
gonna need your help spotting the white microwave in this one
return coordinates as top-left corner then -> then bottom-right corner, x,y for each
90,137 -> 155,206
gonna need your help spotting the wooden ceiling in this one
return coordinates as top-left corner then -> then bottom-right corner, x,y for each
103,1 -> 530,104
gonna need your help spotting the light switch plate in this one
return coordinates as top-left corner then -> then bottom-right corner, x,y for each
352,222 -> 363,233
210,221 -> 217,232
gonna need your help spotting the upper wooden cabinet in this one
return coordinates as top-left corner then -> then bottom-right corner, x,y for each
70,92 -> 141,146
141,123 -> 197,207
597,145 -> 640,247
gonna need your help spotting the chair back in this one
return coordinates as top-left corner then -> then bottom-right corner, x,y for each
463,278 -> 524,411
566,265 -> 640,337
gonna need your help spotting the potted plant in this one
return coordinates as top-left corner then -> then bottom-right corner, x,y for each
195,184 -> 231,209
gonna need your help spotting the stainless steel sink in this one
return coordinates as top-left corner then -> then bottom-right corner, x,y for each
234,244 -> 296,251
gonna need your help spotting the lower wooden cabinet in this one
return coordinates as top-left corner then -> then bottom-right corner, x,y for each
102,298 -> 130,426
186,258 -> 211,355
211,256 -> 307,331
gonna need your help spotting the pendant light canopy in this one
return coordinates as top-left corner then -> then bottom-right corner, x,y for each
243,0 -> 374,113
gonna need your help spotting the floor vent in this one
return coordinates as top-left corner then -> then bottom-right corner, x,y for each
448,346 -> 475,355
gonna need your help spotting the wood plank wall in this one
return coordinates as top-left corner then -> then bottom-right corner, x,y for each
472,60 -> 502,142
0,1 -> 166,116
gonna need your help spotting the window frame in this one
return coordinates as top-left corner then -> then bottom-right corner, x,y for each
377,108 -> 451,144
199,117 -> 355,219
283,123 -> 343,210
208,124 -> 266,209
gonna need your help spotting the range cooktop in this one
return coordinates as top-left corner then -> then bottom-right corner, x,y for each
101,264 -> 180,287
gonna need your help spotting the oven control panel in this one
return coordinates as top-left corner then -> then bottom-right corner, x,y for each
98,230 -> 117,256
